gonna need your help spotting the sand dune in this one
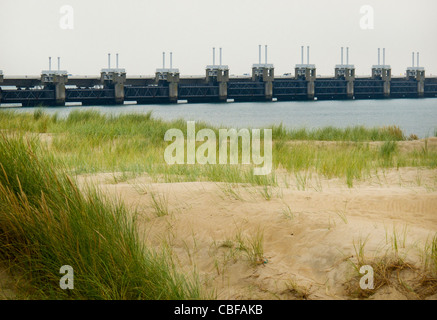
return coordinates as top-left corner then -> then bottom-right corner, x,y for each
91,167 -> 437,300
1,165 -> 436,300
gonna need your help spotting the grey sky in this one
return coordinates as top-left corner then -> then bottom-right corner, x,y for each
1,0 -> 436,77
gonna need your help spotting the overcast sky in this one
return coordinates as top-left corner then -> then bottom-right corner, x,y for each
1,0 -> 436,77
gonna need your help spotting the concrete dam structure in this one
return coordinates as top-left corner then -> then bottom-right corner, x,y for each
1,47 -> 436,107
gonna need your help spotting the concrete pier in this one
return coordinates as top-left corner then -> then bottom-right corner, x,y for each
406,52 -> 425,98
41,71 -> 68,106
101,69 -> 126,104
295,65 -> 316,100
335,47 -> 355,99
154,52 -> 180,103
250,45 -> 274,100
155,69 -> 179,103
206,66 -> 229,102
40,57 -> 69,105
252,65 -> 274,100
168,72 -> 179,103
407,68 -> 425,98
295,46 -> 316,100
205,48 -> 229,102
372,66 -> 391,98
371,48 -> 391,98
334,67 -> 355,99
99,53 -> 126,104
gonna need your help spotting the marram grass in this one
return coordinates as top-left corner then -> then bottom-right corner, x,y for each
0,109 -> 436,188
0,109 -> 436,299
0,134 -> 206,299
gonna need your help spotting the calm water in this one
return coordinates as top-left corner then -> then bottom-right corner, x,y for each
2,98 -> 437,138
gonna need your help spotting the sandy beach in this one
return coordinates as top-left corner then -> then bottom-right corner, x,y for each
1,138 -> 436,300
79,165 -> 437,300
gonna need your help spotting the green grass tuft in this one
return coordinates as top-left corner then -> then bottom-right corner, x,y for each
0,134 -> 206,299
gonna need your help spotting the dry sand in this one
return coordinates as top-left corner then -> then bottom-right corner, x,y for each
1,138 -> 436,300
88,166 -> 437,300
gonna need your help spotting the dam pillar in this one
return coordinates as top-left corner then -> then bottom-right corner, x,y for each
101,70 -> 126,104
206,47 -> 229,102
155,70 -> 180,103
206,66 -> 229,102
156,52 -> 180,103
41,73 -> 68,106
335,67 -> 355,99
252,65 -> 274,100
101,54 -> 126,104
335,47 -> 355,99
263,67 -> 274,101
295,46 -> 316,100
416,69 -> 425,98
251,45 -> 274,101
167,72 -> 180,103
372,67 -> 391,98
372,65 -> 391,98
295,66 -> 316,100
371,48 -> 391,98
218,78 -> 228,101
406,52 -> 425,98
41,57 -> 68,106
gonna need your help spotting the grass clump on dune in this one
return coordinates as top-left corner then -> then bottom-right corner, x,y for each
271,124 -> 406,142
0,134 -> 206,299
345,233 -> 437,299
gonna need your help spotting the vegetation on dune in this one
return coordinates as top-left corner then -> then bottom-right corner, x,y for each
345,232 -> 437,299
271,123 -> 407,142
0,109 -> 435,188
0,109 -> 435,300
0,135 -> 206,299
